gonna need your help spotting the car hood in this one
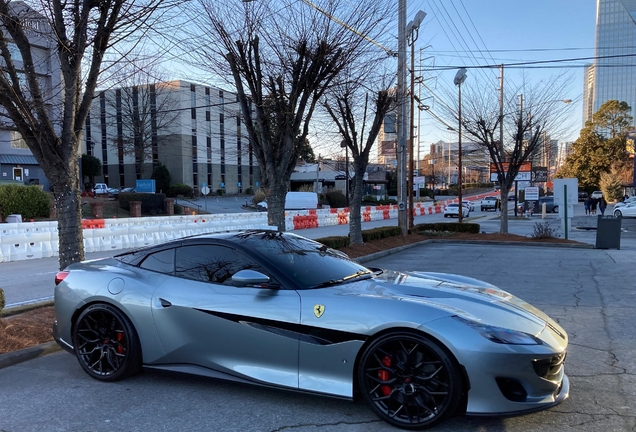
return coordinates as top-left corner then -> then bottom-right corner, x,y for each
339,270 -> 553,334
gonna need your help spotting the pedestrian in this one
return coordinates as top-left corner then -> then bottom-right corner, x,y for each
591,198 -> 598,215
584,197 -> 591,215
599,197 -> 607,216
495,198 -> 501,216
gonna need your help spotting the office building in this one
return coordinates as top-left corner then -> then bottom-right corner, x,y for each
583,0 -> 636,123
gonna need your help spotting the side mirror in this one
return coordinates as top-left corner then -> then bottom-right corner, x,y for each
231,269 -> 272,288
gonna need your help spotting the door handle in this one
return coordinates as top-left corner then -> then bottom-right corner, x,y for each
159,298 -> 172,308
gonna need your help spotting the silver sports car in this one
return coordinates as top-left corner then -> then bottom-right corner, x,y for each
53,230 -> 569,430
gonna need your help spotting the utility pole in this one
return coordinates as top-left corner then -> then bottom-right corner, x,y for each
397,0 -> 408,235
408,28 -> 416,229
499,64 -> 507,233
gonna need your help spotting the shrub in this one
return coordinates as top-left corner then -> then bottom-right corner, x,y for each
413,222 -> 480,234
245,188 -> 253,195
151,162 -> 171,194
216,188 -> 225,196
362,195 -> 377,203
167,183 -> 194,198
362,226 -> 402,242
531,222 -> 559,239
315,236 -> 350,249
0,287 -> 4,316
119,192 -> 166,214
0,184 -> 51,220
252,188 -> 266,205
174,204 -> 185,215
325,190 -> 347,208
297,184 -> 315,193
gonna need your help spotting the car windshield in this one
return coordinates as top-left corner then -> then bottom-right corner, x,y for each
236,231 -> 373,289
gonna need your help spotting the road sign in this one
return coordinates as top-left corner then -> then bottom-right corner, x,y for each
525,186 -> 539,201
201,186 -> 210,195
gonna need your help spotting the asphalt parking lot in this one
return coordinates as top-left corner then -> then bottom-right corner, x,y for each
1,242 -> 635,431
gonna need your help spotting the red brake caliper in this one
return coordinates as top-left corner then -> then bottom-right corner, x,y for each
378,355 -> 392,396
116,332 -> 124,354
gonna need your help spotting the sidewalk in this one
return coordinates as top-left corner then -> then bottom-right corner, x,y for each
476,210 -> 636,250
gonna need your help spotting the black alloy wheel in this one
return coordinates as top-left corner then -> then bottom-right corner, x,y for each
73,303 -> 142,382
358,332 -> 463,430
553,206 -> 559,214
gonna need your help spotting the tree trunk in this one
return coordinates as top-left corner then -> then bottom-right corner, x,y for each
499,187 -> 510,234
349,169 -> 366,244
51,158 -> 85,269
267,183 -> 287,232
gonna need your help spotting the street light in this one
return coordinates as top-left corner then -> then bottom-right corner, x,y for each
454,67 -> 467,223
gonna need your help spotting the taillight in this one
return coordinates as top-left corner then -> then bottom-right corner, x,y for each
55,271 -> 70,286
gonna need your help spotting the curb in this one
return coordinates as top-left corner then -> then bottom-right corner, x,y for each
0,340 -> 61,370
3,299 -> 54,317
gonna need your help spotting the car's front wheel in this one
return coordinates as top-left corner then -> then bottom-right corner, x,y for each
553,206 -> 559,213
357,331 -> 463,430
72,303 -> 142,382
615,210 -> 622,217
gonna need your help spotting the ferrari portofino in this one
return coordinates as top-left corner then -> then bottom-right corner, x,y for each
53,230 -> 569,430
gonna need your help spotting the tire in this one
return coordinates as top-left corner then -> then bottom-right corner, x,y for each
615,210 -> 622,218
72,303 -> 142,382
357,331 -> 463,430
553,206 -> 558,213
444,214 -> 448,218
481,207 -> 485,211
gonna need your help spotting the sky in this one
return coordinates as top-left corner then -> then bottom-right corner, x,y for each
410,0 -> 598,154
166,0 -> 599,161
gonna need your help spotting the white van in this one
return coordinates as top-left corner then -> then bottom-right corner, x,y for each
259,192 -> 319,210
93,183 -> 109,195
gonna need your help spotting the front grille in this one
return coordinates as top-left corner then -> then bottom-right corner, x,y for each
533,352 -> 566,381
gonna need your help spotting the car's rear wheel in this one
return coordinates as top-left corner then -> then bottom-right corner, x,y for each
615,210 -> 622,217
73,303 -> 142,382
553,206 -> 559,213
357,332 -> 463,430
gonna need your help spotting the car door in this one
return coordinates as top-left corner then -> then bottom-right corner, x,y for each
150,243 -> 301,388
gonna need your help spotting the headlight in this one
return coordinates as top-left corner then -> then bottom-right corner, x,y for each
453,316 -> 542,345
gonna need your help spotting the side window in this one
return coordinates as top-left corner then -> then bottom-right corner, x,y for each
175,245 -> 266,284
139,248 -> 175,274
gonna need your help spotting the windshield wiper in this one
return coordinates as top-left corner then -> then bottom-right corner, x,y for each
342,270 -> 373,281
310,270 -> 375,289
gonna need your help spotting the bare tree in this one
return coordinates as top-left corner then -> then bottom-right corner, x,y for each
180,0 -> 394,230
323,71 -> 394,244
449,75 -> 574,233
0,0 -> 176,269
102,61 -> 180,180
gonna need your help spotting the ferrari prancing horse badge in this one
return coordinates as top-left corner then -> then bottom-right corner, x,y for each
313,304 -> 325,318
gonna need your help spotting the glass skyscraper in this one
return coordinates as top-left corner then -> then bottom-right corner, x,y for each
583,0 -> 636,123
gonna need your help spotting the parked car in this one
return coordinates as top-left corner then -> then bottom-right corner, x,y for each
538,196 -> 558,213
108,187 -> 135,198
462,200 -> 475,212
508,192 -> 516,201
613,196 -> 636,209
578,191 -> 589,202
444,203 -> 470,218
53,230 -> 569,430
591,191 -> 603,199
480,196 -> 498,211
92,183 -> 109,196
614,201 -> 636,218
